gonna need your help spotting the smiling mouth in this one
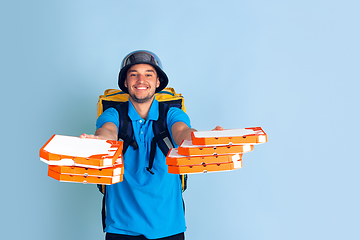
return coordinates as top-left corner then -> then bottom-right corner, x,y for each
134,85 -> 149,90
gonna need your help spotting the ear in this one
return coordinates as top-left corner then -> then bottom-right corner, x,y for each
156,78 -> 160,88
124,79 -> 128,88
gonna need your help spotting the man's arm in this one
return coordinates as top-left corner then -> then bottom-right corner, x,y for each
171,122 -> 197,146
80,122 -> 118,140
171,123 -> 224,146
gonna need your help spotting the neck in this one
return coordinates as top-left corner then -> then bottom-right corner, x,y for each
129,97 -> 154,120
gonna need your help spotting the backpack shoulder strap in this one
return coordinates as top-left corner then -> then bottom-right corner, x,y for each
153,102 -> 174,154
97,102 -> 139,197
146,102 -> 174,174
148,102 -> 188,192
113,102 -> 139,153
147,102 -> 174,174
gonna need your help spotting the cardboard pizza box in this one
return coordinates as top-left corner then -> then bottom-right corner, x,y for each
191,127 -> 267,145
40,135 -> 123,168
48,169 -> 123,185
48,163 -> 123,177
166,148 -> 242,166
40,157 -> 123,169
168,160 -> 242,174
178,139 -> 253,156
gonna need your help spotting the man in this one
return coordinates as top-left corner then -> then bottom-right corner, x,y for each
80,50 -> 197,240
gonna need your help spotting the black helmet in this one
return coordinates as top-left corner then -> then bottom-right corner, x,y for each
118,50 -> 169,93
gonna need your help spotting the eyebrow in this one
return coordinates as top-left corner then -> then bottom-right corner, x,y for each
128,69 -> 155,73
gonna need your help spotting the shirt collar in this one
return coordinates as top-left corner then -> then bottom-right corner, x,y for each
128,98 -> 159,121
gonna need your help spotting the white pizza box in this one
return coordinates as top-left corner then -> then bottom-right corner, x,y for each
178,139 -> 253,156
48,169 -> 123,185
191,127 -> 267,145
168,160 -> 242,174
166,148 -> 242,166
40,134 -> 123,168
48,163 -> 123,177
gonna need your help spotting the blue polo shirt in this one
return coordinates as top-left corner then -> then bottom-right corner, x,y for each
96,99 -> 190,239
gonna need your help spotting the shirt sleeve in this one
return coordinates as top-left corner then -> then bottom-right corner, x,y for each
96,107 -> 120,130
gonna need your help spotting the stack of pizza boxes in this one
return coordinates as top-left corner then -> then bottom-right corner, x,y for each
166,127 -> 267,174
40,135 -> 124,184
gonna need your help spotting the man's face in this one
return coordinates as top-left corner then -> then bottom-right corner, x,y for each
124,64 -> 160,103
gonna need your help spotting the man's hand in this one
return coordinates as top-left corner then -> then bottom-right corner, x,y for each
79,133 -> 101,139
212,126 -> 224,131
79,122 -> 118,141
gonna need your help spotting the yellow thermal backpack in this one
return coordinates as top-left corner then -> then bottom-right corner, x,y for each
96,87 -> 188,193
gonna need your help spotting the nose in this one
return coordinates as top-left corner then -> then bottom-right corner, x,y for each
137,74 -> 145,83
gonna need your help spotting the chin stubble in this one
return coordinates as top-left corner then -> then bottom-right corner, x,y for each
130,92 -> 155,103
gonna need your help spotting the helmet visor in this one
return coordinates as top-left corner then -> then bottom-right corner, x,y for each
121,51 -> 162,69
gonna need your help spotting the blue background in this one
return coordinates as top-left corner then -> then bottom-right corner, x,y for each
1,1 -> 359,239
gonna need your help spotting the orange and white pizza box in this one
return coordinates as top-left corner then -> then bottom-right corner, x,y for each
178,139 -> 253,156
48,169 -> 123,185
40,134 -> 123,168
48,163 -> 123,177
191,127 -> 267,145
168,159 -> 242,174
166,148 -> 242,166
